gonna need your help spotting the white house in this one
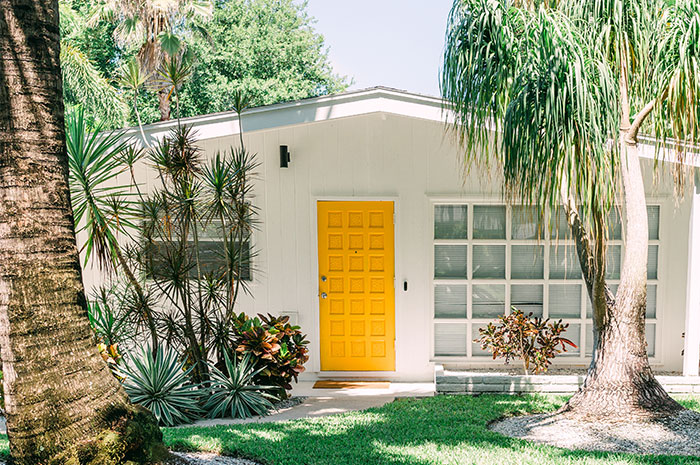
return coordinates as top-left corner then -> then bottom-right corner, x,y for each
83,86 -> 700,383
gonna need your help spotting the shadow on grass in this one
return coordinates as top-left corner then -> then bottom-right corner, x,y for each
164,395 -> 700,465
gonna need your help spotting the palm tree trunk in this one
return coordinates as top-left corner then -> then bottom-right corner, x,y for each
561,140 -> 682,420
0,0 -> 165,462
158,89 -> 171,121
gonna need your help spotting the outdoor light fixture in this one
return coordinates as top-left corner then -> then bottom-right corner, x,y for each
280,145 -> 291,168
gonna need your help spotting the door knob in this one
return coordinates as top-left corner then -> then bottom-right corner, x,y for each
321,292 -> 328,299
321,275 -> 327,282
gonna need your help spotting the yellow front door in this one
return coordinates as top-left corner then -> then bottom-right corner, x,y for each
317,201 -> 396,371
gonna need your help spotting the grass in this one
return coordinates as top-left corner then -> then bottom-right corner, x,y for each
1,395 -> 699,463
162,395 -> 700,465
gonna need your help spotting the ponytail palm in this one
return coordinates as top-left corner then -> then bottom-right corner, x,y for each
443,0 -> 700,419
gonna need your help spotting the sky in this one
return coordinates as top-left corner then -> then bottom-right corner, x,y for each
299,0 -> 454,97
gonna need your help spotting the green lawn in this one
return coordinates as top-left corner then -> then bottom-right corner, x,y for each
2,395 -> 699,464
163,395 -> 700,465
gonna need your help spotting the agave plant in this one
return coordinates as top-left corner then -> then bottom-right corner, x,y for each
119,345 -> 202,426
204,352 -> 279,419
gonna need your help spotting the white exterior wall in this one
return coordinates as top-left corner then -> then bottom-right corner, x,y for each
79,90 -> 697,381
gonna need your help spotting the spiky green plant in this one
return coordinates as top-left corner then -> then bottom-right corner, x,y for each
204,352 -> 279,419
119,346 -> 202,426
442,0 -> 700,418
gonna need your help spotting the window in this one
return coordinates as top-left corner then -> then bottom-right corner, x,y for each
432,203 -> 660,360
146,221 -> 252,281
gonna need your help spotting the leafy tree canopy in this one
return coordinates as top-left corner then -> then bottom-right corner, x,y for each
177,0 -> 349,117
58,0 -> 349,127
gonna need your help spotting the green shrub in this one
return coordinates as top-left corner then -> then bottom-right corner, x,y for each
474,308 -> 577,375
234,313 -> 309,393
119,346 -> 202,426
205,352 -> 279,419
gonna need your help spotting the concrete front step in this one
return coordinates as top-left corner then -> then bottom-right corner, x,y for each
435,365 -> 700,395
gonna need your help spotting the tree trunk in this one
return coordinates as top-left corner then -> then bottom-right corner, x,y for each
158,89 -> 171,121
561,138 -> 683,420
0,0 -> 165,462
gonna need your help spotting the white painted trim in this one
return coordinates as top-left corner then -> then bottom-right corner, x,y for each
683,171 -> 700,376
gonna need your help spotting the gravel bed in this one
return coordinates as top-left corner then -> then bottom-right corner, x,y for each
273,395 -> 306,410
491,409 -> 700,456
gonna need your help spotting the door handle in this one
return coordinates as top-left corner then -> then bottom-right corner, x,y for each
321,275 -> 327,282
321,292 -> 328,299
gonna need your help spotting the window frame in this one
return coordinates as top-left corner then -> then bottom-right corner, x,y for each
430,199 -> 661,363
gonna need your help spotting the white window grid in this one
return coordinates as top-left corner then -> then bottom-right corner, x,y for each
430,201 -> 661,363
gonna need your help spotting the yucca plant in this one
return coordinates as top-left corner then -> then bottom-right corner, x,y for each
204,352 -> 279,419
119,346 -> 202,426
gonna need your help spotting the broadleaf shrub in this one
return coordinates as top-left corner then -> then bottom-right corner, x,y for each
474,308 -> 577,375
232,313 -> 310,393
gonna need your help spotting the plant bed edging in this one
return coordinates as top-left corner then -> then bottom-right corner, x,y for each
435,365 -> 700,395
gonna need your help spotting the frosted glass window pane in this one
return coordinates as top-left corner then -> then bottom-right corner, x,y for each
472,284 -> 506,318
434,323 -> 467,356
586,284 -> 617,318
472,324 -> 491,356
473,245 -> 506,279
511,245 -> 544,279
473,205 -> 506,239
549,245 -> 582,279
434,205 -> 468,239
608,208 -> 623,240
605,245 -> 621,279
646,284 -> 657,319
648,245 -> 658,280
585,323 -> 594,356
559,323 -> 581,356
434,285 -> 467,318
648,206 -> 660,240
512,206 -> 541,240
434,245 -> 467,279
550,210 -> 572,239
511,284 -> 543,317
549,284 -> 582,318
646,323 -> 656,357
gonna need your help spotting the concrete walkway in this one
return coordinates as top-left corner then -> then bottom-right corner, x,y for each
179,381 -> 435,428
0,382 -> 435,433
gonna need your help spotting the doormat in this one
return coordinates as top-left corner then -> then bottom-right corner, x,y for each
313,380 -> 391,389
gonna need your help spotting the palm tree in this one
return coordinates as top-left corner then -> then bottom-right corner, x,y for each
442,0 -> 700,419
0,0 -> 164,462
91,0 -> 212,120
59,0 -> 128,128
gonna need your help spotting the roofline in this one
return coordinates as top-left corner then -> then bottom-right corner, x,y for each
117,85 -> 700,169
121,86 -> 449,141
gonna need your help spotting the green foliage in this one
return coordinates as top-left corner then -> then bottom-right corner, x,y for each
235,313 -> 310,392
204,352 -> 279,419
59,0 -> 127,128
87,285 -> 137,348
475,308 -> 577,374
65,106 -> 135,270
119,346 -> 203,426
162,395 -> 700,464
178,0 -> 349,117
442,0 -> 619,225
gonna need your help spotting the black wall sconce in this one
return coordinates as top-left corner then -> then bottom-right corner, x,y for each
280,145 -> 291,168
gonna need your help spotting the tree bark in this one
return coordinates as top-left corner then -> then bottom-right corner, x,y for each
158,89 -> 171,121
561,139 -> 683,420
0,0 -> 165,462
